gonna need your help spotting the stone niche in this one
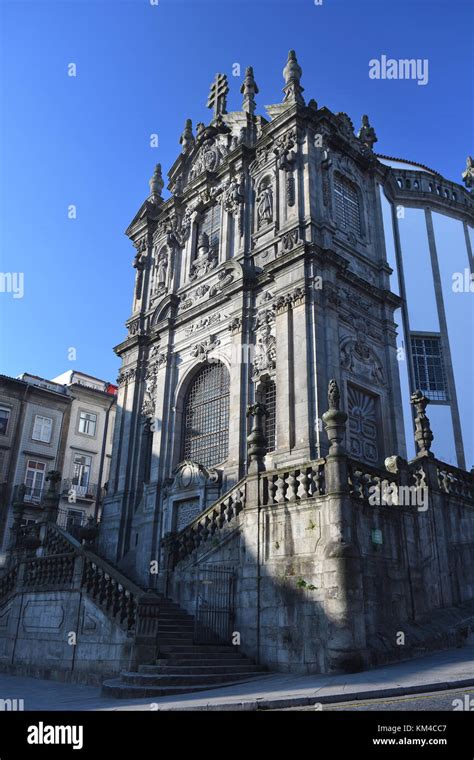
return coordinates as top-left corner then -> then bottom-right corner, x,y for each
162,460 -> 222,533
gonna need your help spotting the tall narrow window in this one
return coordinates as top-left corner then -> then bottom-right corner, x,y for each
71,453 -> 92,497
196,205 -> 221,257
410,335 -> 448,402
334,176 -> 361,235
257,379 -> 276,452
182,362 -> 230,468
0,407 -> 10,436
24,460 -> 46,502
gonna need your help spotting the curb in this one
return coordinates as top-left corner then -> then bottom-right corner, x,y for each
154,676 -> 474,711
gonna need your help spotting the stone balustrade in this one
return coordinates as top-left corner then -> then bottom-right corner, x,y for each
262,461 -> 325,504
0,565 -> 17,602
24,553 -> 75,588
348,458 -> 399,501
437,463 -> 474,501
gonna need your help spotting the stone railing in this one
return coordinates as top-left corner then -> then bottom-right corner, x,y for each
0,565 -> 17,603
262,461 -> 325,505
24,553 -> 76,588
348,459 -> 399,501
13,522 -> 144,632
437,463 -> 474,501
167,480 -> 247,568
81,554 -> 138,631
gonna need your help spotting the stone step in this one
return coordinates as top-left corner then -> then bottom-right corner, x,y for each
101,677 -> 260,699
152,655 -> 245,666
156,636 -> 195,646
118,670 -> 261,687
158,644 -> 237,654
138,663 -> 259,676
157,622 -> 195,631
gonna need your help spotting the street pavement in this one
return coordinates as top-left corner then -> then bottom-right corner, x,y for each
0,645 -> 473,711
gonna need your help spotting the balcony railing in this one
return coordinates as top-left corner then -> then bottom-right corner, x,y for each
61,479 -> 100,501
12,484 -> 43,505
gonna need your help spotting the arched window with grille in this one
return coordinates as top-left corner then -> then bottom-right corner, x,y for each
334,175 -> 361,236
182,362 -> 230,467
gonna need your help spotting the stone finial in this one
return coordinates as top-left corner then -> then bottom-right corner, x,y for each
240,66 -> 259,114
46,470 -> 61,492
149,163 -> 164,202
410,390 -> 434,457
357,114 -> 378,151
282,50 -> 305,106
246,402 -> 268,474
308,98 -> 318,111
207,73 -> 229,120
322,379 -> 347,455
462,156 -> 474,189
197,231 -> 210,254
180,119 -> 194,153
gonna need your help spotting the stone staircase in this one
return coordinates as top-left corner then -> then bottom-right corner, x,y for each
102,594 -> 265,698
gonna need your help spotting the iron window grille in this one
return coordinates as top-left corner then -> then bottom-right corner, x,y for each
183,362 -> 230,468
196,205 -> 221,257
262,379 -> 276,452
334,177 -> 361,236
410,335 -> 448,402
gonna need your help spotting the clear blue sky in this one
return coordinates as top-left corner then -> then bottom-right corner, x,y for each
0,0 -> 472,383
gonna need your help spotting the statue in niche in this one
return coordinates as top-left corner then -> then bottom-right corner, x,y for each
156,251 -> 168,287
257,182 -> 273,226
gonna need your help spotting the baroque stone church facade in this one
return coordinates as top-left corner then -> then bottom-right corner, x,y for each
100,52 -> 407,572
91,52 -> 474,674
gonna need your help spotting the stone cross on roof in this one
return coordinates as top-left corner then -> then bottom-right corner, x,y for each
207,73 -> 229,120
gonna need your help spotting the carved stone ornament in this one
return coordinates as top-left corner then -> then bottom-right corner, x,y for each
209,268 -> 235,297
171,460 -> 220,491
117,367 -> 137,387
190,232 -> 218,281
340,323 -> 385,385
191,335 -> 221,362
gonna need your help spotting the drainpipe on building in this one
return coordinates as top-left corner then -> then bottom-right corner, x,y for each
95,396 -> 116,521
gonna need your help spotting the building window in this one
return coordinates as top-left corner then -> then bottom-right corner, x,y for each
24,460 -> 46,502
78,411 -> 97,436
257,379 -> 276,452
66,509 -> 84,531
410,335 -> 448,402
32,414 -> 53,443
334,176 -> 361,235
196,205 -> 221,257
182,362 -> 230,468
71,453 -> 92,497
0,407 -> 10,436
347,386 -> 379,464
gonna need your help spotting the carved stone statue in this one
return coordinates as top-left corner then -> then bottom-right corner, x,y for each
257,185 -> 273,225
410,390 -> 434,457
328,379 -> 341,410
462,156 -> 474,189
156,252 -> 168,287
357,114 -> 378,150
